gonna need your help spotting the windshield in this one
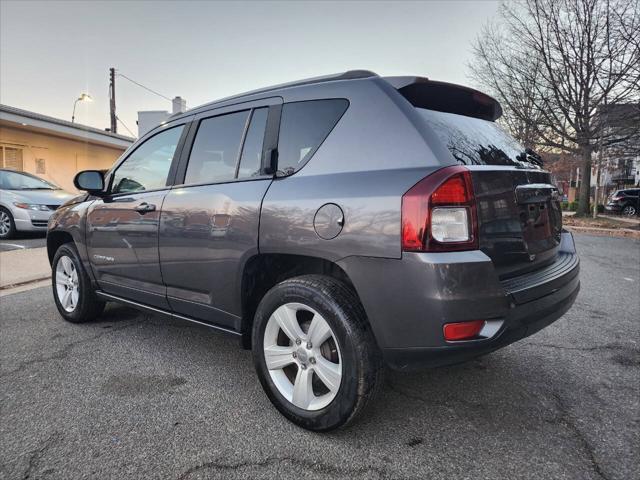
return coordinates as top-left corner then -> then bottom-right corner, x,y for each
417,108 -> 542,169
0,170 -> 59,190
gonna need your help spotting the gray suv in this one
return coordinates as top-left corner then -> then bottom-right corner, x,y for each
47,71 -> 580,431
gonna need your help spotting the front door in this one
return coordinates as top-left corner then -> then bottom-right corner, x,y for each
159,102 -> 278,329
87,124 -> 186,309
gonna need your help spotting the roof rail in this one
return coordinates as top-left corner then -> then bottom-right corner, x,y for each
175,70 -> 378,118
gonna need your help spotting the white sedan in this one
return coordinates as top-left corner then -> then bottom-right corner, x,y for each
0,169 -> 75,239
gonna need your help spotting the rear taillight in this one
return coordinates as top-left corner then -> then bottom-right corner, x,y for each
402,166 -> 478,252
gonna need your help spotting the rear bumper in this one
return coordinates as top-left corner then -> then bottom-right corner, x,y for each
605,204 -> 622,212
383,271 -> 579,369
338,231 -> 579,371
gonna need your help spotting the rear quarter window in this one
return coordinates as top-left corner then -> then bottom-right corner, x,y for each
277,99 -> 348,175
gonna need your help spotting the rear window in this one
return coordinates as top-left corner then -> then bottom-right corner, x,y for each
417,108 -> 541,169
277,99 -> 348,175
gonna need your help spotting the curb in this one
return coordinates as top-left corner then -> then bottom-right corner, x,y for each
564,225 -> 640,239
0,275 -> 52,291
0,278 -> 51,297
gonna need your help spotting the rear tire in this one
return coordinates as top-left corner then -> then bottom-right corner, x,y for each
0,207 -> 16,239
52,243 -> 105,323
252,274 -> 383,431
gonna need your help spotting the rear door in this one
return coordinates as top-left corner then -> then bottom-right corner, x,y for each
159,97 -> 281,329
86,123 -> 189,308
417,108 -> 562,278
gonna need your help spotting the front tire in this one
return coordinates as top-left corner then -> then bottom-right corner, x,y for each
252,275 -> 383,431
52,243 -> 105,323
622,205 -> 637,216
0,207 -> 16,239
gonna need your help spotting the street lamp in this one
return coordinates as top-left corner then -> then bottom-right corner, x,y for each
72,93 -> 92,123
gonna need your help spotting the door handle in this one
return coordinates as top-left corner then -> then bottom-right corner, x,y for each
134,202 -> 156,213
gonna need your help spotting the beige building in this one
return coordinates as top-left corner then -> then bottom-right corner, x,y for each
0,104 -> 134,192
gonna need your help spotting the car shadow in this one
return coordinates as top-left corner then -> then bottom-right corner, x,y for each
89,306 -> 565,437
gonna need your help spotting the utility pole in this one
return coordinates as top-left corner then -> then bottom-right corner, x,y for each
109,67 -> 117,134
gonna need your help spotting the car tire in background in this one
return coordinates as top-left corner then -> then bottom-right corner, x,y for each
622,205 -> 637,216
52,243 -> 105,323
0,207 -> 16,239
252,274 -> 383,431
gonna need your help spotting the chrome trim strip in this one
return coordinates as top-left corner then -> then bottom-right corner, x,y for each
95,291 -> 242,337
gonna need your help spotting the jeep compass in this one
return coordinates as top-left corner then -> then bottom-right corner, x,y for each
47,71 -> 580,431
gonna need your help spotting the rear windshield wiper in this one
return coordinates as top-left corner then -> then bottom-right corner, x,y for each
516,148 -> 543,167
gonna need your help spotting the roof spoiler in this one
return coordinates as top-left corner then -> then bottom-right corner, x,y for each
383,76 -> 503,121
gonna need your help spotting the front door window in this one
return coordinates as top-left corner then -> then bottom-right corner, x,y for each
112,126 -> 184,194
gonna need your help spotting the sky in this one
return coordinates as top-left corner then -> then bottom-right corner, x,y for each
0,0 -> 500,138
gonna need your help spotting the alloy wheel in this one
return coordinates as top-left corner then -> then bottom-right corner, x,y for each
55,256 -> 79,312
622,205 -> 636,216
263,302 -> 342,411
0,211 -> 10,236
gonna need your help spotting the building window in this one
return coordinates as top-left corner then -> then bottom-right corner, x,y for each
1,146 -> 24,171
35,158 -> 46,174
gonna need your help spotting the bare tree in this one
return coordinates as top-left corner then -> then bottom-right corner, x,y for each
470,0 -> 640,215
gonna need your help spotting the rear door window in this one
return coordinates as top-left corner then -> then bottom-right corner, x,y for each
185,111 -> 250,185
277,99 -> 348,175
237,108 -> 268,179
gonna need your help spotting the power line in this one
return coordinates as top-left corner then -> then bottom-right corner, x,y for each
115,114 -> 136,137
117,72 -> 172,102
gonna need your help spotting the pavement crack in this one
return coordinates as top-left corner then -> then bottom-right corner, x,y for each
386,381 -> 485,411
1,321 -> 141,378
176,456 -> 391,480
22,432 -> 59,479
547,391 -> 609,480
524,342 -> 635,353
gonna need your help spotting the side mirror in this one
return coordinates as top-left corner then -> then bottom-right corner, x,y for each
74,170 -> 105,194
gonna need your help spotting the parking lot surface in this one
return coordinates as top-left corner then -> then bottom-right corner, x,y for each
1,234 -> 638,480
0,233 -> 46,251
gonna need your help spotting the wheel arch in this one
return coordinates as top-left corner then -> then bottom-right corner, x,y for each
47,230 -> 75,265
239,253 -> 363,349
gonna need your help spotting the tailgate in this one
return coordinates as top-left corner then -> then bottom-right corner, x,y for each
470,167 -> 562,278
414,107 -> 563,279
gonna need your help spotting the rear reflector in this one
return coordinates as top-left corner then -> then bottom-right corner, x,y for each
443,320 -> 485,341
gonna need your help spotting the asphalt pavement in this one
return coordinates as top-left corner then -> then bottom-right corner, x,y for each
0,233 -> 47,251
0,234 -> 638,480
